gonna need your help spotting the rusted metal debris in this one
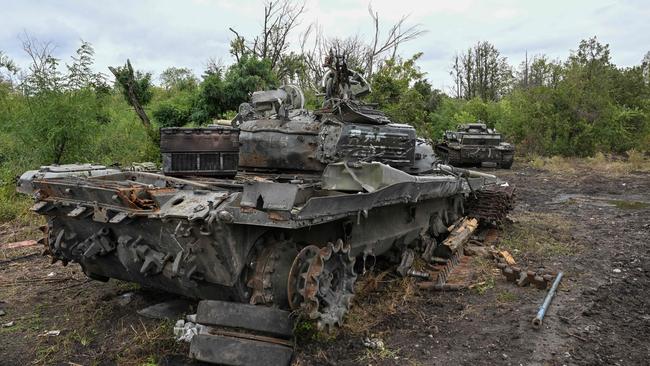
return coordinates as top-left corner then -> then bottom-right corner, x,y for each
496,262 -> 555,289
466,184 -> 516,225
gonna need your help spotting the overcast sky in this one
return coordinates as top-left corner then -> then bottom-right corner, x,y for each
1,0 -> 648,93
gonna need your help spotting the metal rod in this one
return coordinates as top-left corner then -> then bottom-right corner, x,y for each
532,271 -> 564,329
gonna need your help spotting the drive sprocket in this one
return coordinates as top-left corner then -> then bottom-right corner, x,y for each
287,239 -> 357,331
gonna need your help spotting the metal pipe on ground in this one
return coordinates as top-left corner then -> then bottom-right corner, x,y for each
532,271 -> 564,329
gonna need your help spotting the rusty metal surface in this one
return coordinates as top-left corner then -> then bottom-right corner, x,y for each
466,184 -> 516,225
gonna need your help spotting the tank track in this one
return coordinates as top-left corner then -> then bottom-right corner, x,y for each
466,185 -> 516,225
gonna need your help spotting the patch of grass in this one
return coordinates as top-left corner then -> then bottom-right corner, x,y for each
474,276 -> 495,295
525,152 -> 650,176
496,290 -> 517,303
33,345 -> 59,364
545,156 -> 577,174
627,149 -> 648,171
139,356 -> 158,366
608,199 -> 649,210
0,310 -> 44,334
500,212 -> 579,258
470,256 -> 496,295
293,319 -> 337,344
528,154 -> 546,169
113,280 -> 141,293
358,345 -> 400,362
68,329 -> 96,347
114,320 -> 185,366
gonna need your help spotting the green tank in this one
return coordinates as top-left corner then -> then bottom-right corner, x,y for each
435,122 -> 515,169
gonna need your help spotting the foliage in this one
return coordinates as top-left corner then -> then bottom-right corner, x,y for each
159,67 -> 197,91
450,41 -> 513,101
111,62 -> 154,107
223,56 -> 278,108
0,41 -> 158,221
368,53 -> 438,136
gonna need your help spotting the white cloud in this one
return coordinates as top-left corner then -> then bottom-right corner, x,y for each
1,0 -> 648,90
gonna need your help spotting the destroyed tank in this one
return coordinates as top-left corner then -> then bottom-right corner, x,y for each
435,122 -> 515,168
17,54 -> 513,330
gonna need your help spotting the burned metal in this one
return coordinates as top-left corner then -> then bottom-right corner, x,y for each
161,126 -> 239,177
435,122 -> 515,168
17,54 -> 515,335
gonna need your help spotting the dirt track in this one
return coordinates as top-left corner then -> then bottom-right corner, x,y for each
1,162 -> 648,365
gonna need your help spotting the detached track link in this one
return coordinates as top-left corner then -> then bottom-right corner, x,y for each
435,248 -> 465,286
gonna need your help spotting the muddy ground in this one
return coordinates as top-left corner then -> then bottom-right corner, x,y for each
1,160 -> 648,366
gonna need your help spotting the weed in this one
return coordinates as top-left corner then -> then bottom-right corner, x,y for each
474,276 -> 495,295
114,320 -> 185,366
528,154 -> 545,169
496,290 -> 517,303
294,319 -> 337,344
139,356 -> 157,366
608,199 -> 649,210
500,212 -> 578,258
358,345 -> 400,362
626,149 -> 647,171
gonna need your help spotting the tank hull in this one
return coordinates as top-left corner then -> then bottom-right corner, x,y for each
29,166 -> 472,303
436,144 -> 514,168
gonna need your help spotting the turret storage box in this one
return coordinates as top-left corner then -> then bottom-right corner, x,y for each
160,126 -> 239,177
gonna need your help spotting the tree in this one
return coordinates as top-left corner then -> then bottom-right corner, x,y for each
160,67 -> 198,91
229,0 -> 306,70
369,53 -> 435,135
66,40 -> 107,91
450,42 -> 512,101
223,55 -> 278,109
642,51 -> 650,84
365,4 -> 426,79
193,70 -> 227,123
109,60 -> 154,130
191,56 -> 279,123
7,39 -> 109,164
299,9 -> 425,90
20,33 -> 63,94
0,51 -> 19,84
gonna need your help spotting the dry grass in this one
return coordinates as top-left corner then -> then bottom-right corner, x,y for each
342,273 -> 417,336
525,150 -> 650,176
470,256 -> 497,295
500,211 -> 580,259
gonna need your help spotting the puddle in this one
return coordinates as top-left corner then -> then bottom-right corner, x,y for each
553,194 -> 650,209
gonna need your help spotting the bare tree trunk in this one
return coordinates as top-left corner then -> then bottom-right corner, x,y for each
108,60 -> 151,130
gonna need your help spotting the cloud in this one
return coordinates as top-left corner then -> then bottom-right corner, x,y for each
1,0 -> 648,89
